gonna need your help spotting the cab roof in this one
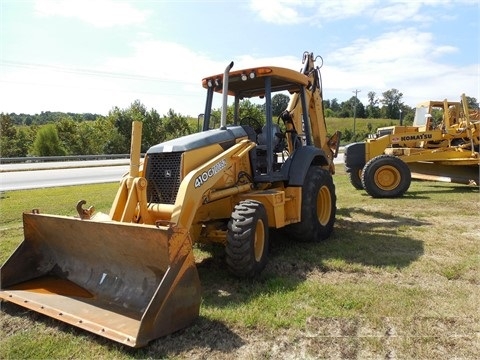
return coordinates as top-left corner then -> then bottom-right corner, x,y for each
202,66 -> 310,98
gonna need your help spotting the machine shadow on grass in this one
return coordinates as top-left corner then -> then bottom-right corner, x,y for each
1,300 -> 245,358
125,318 -> 246,359
195,207 -> 425,311
409,181 -> 479,194
400,180 -> 479,198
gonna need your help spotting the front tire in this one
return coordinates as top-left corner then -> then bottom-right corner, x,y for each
361,155 -> 411,198
226,200 -> 269,277
286,166 -> 336,242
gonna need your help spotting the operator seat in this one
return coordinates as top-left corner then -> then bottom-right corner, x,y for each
257,124 -> 282,150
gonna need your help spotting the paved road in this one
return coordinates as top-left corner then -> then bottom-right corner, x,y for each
1,155 -> 345,191
0,160 -> 129,191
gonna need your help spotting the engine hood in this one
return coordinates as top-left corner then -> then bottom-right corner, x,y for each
147,126 -> 253,154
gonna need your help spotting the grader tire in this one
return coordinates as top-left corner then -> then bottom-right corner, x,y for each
361,155 -> 411,198
348,167 -> 364,190
286,166 -> 336,242
226,200 -> 269,278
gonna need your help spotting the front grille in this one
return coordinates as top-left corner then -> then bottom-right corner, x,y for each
146,152 -> 182,204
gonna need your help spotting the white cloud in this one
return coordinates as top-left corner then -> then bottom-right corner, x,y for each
372,2 -> 423,23
248,0 -> 383,24
2,0 -> 478,116
249,0 -> 307,25
1,30 -> 476,117
331,28 -> 436,64
104,39 -> 220,82
34,0 -> 149,27
321,28 -> 478,104
311,0 -> 377,21
248,0 -> 477,25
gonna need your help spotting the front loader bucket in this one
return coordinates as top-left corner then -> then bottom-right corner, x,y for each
0,212 -> 201,348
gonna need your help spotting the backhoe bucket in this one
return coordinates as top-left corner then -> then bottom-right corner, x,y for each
0,211 -> 201,348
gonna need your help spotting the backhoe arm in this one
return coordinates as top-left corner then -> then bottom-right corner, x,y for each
281,52 -> 339,170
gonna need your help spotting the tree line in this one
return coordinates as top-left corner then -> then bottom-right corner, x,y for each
1,90 -> 478,158
325,89 -> 410,120
1,100 -> 193,157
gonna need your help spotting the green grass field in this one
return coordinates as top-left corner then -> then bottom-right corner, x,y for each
1,166 -> 479,359
326,117 -> 398,133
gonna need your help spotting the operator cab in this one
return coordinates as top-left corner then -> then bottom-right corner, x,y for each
201,65 -> 313,182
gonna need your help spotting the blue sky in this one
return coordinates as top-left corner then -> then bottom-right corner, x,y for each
1,0 -> 478,116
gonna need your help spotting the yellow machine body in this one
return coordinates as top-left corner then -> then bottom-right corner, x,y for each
344,95 -> 480,197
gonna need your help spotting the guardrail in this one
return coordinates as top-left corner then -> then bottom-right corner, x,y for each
2,148 -> 345,164
0,154 -> 132,164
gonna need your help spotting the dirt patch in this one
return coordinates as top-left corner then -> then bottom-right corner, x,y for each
130,315 -> 478,359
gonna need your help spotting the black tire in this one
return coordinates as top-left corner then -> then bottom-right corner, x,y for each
226,200 -> 269,278
285,166 -> 336,242
348,167 -> 364,190
361,155 -> 411,198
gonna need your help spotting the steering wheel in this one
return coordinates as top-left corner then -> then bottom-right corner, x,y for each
240,116 -> 263,134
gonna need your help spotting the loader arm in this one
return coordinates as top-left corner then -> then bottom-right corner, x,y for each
170,139 -> 256,230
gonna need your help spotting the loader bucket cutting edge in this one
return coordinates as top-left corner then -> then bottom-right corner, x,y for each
0,212 -> 201,348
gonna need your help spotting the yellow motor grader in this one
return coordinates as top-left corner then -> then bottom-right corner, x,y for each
0,52 -> 340,347
344,94 -> 480,197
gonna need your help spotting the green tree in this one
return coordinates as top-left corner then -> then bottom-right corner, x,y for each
104,127 -> 129,154
108,108 -> 133,151
339,97 -> 365,118
330,98 -> 341,114
398,104 -> 414,126
108,101 -> 198,153
30,124 -> 67,156
55,117 -> 77,155
107,101 -> 144,153
366,91 -> 381,118
162,109 -> 191,140
465,96 -> 479,110
324,108 -> 336,117
107,100 -> 167,153
323,98 -> 342,117
141,108 -> 164,151
238,99 -> 264,122
271,93 -> 290,116
381,88 -> 404,119
215,99 -> 264,127
74,121 -> 99,155
52,115 -> 120,155
208,109 -> 222,128
1,113 -> 18,157
15,127 -> 33,156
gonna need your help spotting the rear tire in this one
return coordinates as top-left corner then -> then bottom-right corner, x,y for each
361,155 -> 411,198
348,167 -> 364,190
226,200 -> 269,278
286,166 -> 336,242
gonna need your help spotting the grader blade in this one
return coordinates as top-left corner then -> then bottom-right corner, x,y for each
0,212 -> 201,348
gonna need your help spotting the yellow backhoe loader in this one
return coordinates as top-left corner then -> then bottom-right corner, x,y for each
0,52 -> 340,347
344,94 -> 480,197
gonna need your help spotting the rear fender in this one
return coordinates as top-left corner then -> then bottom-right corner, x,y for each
284,146 -> 329,186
